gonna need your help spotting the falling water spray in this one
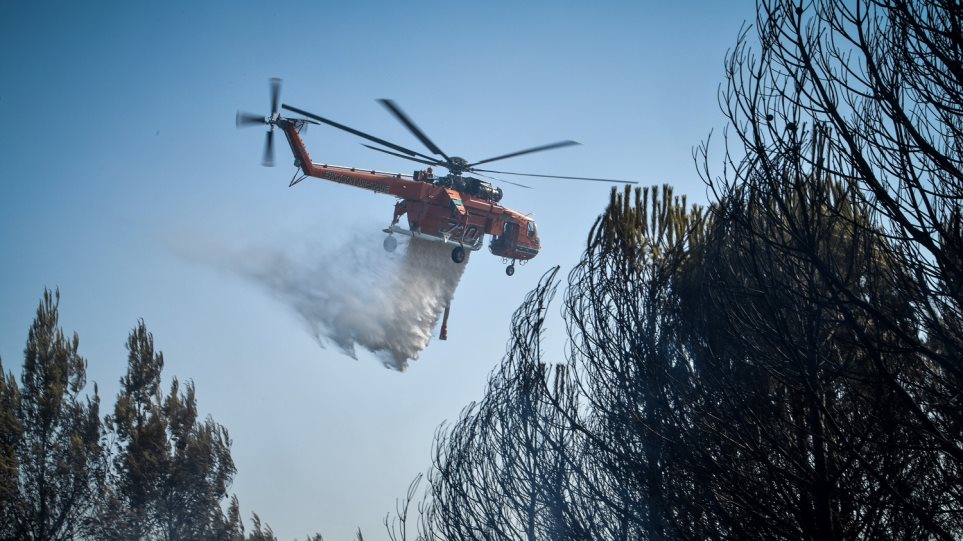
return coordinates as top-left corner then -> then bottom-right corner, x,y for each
224,232 -> 468,370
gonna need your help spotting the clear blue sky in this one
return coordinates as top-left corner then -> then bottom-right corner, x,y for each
1,1 -> 755,538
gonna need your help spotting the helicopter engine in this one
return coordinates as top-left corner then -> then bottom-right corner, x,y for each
460,177 -> 503,203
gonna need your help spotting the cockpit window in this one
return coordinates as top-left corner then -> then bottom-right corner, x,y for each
527,221 -> 537,237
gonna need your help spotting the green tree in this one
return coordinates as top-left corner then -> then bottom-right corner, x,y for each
0,293 -> 315,539
1,290 -> 106,541
93,320 -> 239,540
0,357 -> 22,536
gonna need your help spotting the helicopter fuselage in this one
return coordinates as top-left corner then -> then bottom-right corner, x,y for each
278,118 -> 541,263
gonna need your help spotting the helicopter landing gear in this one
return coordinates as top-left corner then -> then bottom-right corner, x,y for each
383,235 -> 398,252
451,246 -> 466,264
506,264 -> 516,276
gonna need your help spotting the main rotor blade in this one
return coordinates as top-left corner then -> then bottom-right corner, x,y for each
473,167 -> 637,184
282,104 -> 438,162
236,111 -> 267,127
471,171 -> 533,189
269,78 -> 281,116
378,99 -> 451,162
361,144 -> 446,167
262,130 -> 275,167
469,140 -> 581,167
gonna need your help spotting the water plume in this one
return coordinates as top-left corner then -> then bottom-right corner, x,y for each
193,231 -> 468,370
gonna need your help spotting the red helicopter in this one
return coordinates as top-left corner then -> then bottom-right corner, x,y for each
237,79 -> 634,275
237,79 -> 634,339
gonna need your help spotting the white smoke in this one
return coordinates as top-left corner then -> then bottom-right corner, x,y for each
189,230 -> 468,371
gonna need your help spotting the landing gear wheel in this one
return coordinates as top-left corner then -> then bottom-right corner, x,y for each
506,264 -> 515,276
451,246 -> 466,264
383,236 -> 397,252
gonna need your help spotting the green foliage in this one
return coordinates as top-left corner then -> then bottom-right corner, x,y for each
92,320 -> 238,540
0,293 -> 315,539
0,358 -> 22,536
591,183 -> 705,263
1,290 -> 106,541
245,512 -> 277,541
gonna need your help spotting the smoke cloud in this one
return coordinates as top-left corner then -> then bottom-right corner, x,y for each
187,230 -> 468,370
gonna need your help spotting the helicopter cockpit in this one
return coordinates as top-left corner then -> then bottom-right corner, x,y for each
490,217 -> 539,258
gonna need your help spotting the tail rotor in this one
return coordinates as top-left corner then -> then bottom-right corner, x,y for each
236,77 -> 282,167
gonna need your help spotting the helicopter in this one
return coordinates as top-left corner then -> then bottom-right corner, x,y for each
236,79 -> 636,279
